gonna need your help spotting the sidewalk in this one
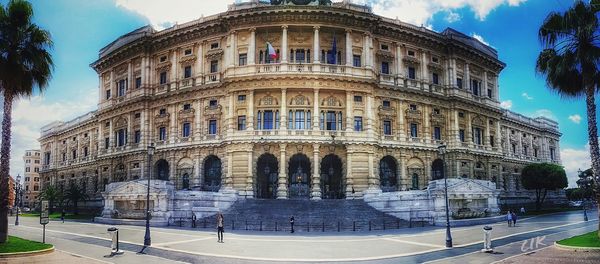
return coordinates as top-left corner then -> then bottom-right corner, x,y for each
0,250 -> 106,264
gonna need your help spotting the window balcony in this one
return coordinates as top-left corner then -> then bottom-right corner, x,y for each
179,77 -> 195,88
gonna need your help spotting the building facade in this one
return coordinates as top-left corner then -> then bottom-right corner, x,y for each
39,0 -> 562,211
23,150 -> 41,209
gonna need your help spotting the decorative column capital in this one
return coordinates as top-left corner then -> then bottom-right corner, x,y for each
313,25 -> 320,31
279,143 -> 287,152
345,28 -> 352,34
281,25 -> 288,30
313,144 -> 320,152
249,27 -> 256,32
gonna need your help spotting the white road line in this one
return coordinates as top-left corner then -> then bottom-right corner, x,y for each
382,237 -> 444,248
55,249 -> 114,264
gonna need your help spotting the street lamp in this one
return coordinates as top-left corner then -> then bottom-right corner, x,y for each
142,143 -> 155,253
14,175 -> 21,226
437,144 -> 453,248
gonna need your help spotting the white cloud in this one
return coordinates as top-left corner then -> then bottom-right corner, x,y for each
445,11 -> 461,23
500,100 -> 512,109
0,90 -> 97,178
115,0 -> 527,30
561,145 -> 591,188
568,114 -> 582,124
521,92 -> 533,100
472,33 -> 489,46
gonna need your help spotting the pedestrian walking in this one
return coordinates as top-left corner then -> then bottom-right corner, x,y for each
512,211 -> 517,227
506,210 -> 513,227
192,213 -> 197,228
290,216 -> 295,233
216,212 -> 224,243
61,208 -> 66,223
520,206 -> 525,215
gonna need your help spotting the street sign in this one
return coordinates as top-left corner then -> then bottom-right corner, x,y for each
40,200 -> 49,225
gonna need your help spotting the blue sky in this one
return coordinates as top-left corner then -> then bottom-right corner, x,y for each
2,0 -> 592,186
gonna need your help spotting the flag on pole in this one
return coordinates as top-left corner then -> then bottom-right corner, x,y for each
266,42 -> 278,62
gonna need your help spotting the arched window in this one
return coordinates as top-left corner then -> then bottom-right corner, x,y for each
412,173 -> 419,190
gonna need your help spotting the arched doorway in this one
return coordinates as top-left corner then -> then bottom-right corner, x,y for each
379,156 -> 398,192
321,154 -> 344,199
203,155 -> 221,192
431,159 -> 444,180
155,160 -> 169,181
256,153 -> 278,199
288,154 -> 311,199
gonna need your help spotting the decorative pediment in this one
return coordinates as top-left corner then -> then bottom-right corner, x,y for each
114,117 -> 128,129
405,109 -> 422,120
155,113 -> 170,125
259,95 -> 278,106
430,113 -> 445,124
178,108 -> 195,120
180,55 -> 197,65
322,95 -> 342,107
290,94 -> 310,106
376,50 -> 394,61
155,61 -> 171,72
402,56 -> 420,65
205,49 -> 223,60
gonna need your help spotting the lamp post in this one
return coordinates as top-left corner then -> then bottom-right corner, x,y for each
437,144 -> 453,248
14,175 -> 21,226
142,143 -> 155,252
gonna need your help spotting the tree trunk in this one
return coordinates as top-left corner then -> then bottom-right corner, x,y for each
535,189 -> 542,211
0,93 -> 14,244
584,86 -> 600,238
74,200 -> 78,215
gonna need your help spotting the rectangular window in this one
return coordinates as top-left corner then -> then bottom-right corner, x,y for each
523,146 -> 528,156
182,122 -> 191,137
432,73 -> 439,85
472,80 -> 480,96
159,127 -> 167,141
511,144 -> 516,153
134,130 -> 141,143
407,50 -> 415,57
408,67 -> 416,79
410,123 -> 418,138
118,79 -> 126,97
62,152 -> 66,161
159,108 -> 167,115
72,150 -> 77,160
473,127 -> 482,145
354,95 -> 363,103
409,104 -> 417,111
550,147 -> 555,160
490,135 -> 495,147
381,62 -> 390,74
84,147 -> 88,157
239,53 -> 247,66
487,88 -> 493,98
135,77 -> 142,89
210,42 -> 219,49
534,148 -> 538,157
383,120 -> 392,135
459,129 -> 465,142
456,78 -> 463,88
184,49 -> 192,56
183,104 -> 191,110
26,167 -> 30,172
354,116 -> 363,131
434,127 -> 441,140
104,138 -> 109,149
44,152 -> 50,165
295,111 -> 305,130
159,71 -> 167,84
326,111 -> 337,131
209,100 -> 218,107
238,95 -> 246,102
353,55 -> 361,67
105,90 -> 111,100
210,60 -> 218,73
382,100 -> 391,108
184,66 -> 192,78
238,116 -> 246,130
263,111 -> 274,130
208,120 -> 217,135
160,56 -> 167,62
117,129 -> 126,147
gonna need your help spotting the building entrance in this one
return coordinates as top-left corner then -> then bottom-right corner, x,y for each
288,154 -> 311,199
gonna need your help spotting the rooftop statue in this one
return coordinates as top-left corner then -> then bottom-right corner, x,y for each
270,0 -> 332,6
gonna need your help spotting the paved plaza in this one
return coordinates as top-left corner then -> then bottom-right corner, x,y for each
5,210 -> 599,263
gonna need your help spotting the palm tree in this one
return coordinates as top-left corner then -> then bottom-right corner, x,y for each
38,185 -> 62,215
64,184 -> 89,215
0,0 -> 53,243
536,0 -> 600,237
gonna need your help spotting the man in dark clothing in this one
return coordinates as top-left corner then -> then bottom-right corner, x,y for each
290,216 -> 295,233
217,212 -> 224,243
511,212 -> 517,227
61,209 -> 66,223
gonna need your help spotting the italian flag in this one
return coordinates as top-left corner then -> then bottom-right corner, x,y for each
266,42 -> 278,60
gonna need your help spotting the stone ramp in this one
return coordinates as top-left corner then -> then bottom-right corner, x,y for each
198,199 -> 417,232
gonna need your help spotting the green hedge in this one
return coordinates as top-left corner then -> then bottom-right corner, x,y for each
557,231 -> 600,248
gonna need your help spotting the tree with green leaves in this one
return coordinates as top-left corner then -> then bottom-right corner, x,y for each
521,163 -> 568,211
536,0 -> 600,237
38,185 -> 62,215
0,0 -> 54,244
64,184 -> 89,215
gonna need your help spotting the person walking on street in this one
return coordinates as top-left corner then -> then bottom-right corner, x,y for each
520,206 -> 526,215
506,210 -> 513,227
511,211 -> 517,227
216,212 -> 224,243
61,208 -> 66,223
290,216 -> 295,233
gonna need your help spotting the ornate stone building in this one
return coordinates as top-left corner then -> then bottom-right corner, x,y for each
39,0 -> 562,212
22,150 -> 41,209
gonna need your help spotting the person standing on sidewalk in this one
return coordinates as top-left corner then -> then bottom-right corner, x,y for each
506,210 -> 513,227
511,211 -> 517,227
61,208 -> 66,223
216,212 -> 224,243
290,216 -> 295,233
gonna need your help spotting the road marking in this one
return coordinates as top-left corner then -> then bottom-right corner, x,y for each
55,249 -> 114,264
382,237 -> 444,248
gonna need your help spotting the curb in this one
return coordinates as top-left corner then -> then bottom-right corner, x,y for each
554,242 -> 600,251
0,246 -> 55,258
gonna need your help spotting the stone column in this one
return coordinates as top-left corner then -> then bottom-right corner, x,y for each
422,51 -> 429,86
127,61 -> 133,92
345,150 -> 354,198
280,88 -> 287,130
98,123 -> 104,152
194,43 -> 203,79
398,101 -> 405,139
109,70 -> 115,100
485,117 -> 491,147
248,28 -> 256,65
108,120 -> 113,152
345,29 -> 352,67
277,144 -> 288,199
248,90 -> 255,131
226,151 -> 234,188
311,144 -> 321,200
465,63 -> 470,91
423,105 -> 430,143
399,156 -> 406,190
496,120 -> 502,150
313,89 -> 320,130
364,33 -> 372,69
454,110 -> 460,145
368,151 -> 376,189
228,93 -> 235,136
194,99 -> 202,140
281,25 -> 288,63
313,26 -> 320,63
466,112 -> 472,144
450,57 -> 457,87
483,71 -> 489,97
345,91 -> 353,132
194,155 -> 202,187
396,44 -> 403,77
127,112 -> 133,148
170,49 -> 177,88
366,95 -> 374,138
170,104 -> 177,144
246,150 -> 253,197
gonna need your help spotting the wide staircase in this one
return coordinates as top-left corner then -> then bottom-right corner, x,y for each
197,199 -> 420,232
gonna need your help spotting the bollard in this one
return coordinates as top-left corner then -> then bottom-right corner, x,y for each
307,222 -> 310,232
107,227 -> 124,256
369,221 -> 372,231
322,221 -> 325,232
275,222 -> 278,232
191,214 -> 196,228
245,220 -> 248,231
481,226 -> 493,253
337,221 -> 340,232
